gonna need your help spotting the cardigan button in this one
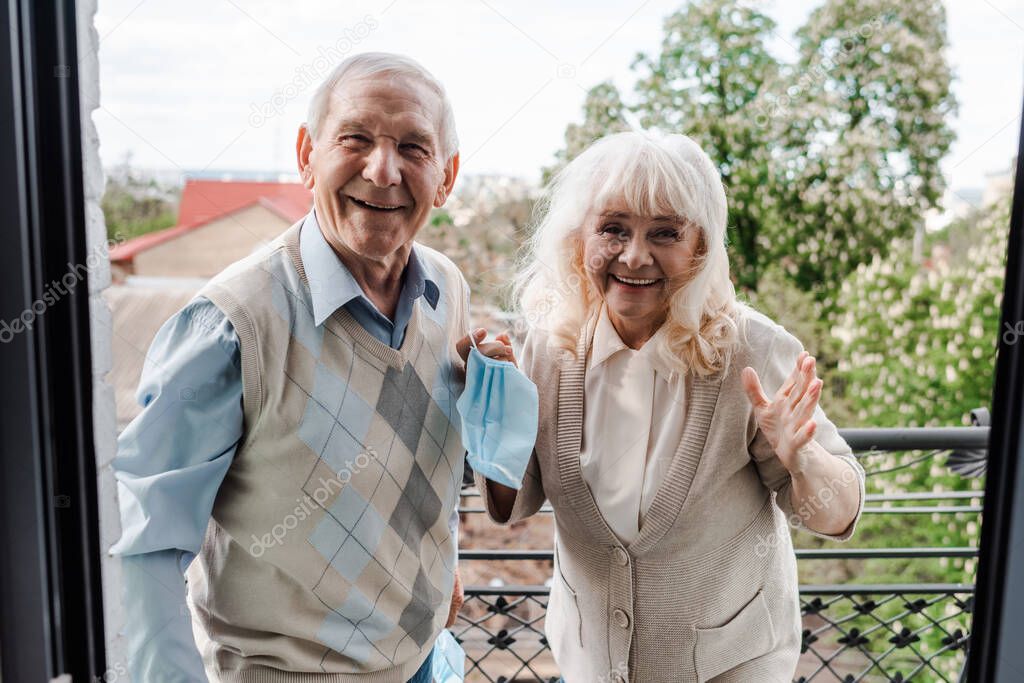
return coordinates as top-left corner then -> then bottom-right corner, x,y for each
613,608 -> 630,629
612,547 -> 629,565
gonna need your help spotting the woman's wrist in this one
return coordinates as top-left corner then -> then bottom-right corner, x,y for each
782,441 -> 822,478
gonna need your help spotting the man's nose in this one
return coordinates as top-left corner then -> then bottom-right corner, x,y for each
618,237 -> 653,269
362,143 -> 402,187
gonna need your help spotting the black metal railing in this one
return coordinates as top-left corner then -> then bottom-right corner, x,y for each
452,585 -> 973,683
795,584 -> 972,682
454,427 -> 987,682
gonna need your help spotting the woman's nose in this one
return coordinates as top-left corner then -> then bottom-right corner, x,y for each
618,237 -> 653,269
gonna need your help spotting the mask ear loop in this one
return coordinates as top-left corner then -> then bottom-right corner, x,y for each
468,328 -> 480,351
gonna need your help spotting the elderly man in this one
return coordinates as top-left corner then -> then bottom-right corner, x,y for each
111,53 -> 485,682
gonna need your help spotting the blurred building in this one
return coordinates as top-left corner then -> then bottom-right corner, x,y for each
109,178 -> 311,281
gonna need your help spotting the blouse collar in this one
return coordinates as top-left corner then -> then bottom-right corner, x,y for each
589,304 -> 678,379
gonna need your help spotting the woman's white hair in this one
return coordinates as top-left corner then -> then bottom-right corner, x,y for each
305,52 -> 458,161
515,129 -> 744,377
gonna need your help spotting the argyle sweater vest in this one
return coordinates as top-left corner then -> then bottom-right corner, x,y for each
186,222 -> 470,682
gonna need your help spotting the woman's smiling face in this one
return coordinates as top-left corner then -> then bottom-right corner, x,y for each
581,202 -> 704,344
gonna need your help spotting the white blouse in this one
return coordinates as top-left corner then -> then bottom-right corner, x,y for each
578,306 -> 688,545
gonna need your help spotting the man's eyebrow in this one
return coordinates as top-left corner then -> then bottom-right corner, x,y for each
402,130 -> 437,147
332,120 -> 369,134
330,121 -> 436,148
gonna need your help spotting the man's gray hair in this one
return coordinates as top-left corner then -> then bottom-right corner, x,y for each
305,52 -> 458,161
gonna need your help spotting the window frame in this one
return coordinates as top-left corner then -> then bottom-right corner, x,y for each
0,0 -> 107,680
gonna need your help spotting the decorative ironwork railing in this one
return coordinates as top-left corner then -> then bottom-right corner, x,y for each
454,427 -> 987,682
452,584 -> 973,683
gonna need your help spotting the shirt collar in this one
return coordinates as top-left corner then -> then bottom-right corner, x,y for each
590,304 -> 630,369
589,304 -> 678,379
300,210 -> 439,327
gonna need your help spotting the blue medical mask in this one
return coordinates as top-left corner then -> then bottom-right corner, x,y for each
431,629 -> 465,682
456,334 -> 539,490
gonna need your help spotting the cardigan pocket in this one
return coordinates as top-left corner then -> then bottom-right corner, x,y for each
693,589 -> 776,682
552,543 -> 584,648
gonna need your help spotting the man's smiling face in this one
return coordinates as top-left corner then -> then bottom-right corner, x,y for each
300,73 -> 455,262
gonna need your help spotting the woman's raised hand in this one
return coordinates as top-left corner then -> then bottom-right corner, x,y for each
741,351 -> 823,474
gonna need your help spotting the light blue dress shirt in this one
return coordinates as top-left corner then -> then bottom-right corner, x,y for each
110,211 -> 456,682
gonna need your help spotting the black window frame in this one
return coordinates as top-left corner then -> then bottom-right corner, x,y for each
968,99 -> 1024,682
0,0 -> 106,680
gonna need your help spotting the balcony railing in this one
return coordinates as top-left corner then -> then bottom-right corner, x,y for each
454,427 -> 987,683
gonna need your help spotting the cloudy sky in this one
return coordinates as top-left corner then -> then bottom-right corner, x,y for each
91,0 -> 1024,203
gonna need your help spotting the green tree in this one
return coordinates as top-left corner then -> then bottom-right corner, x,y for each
775,0 -> 957,308
550,0 -> 956,304
632,0 -> 782,292
102,154 -> 179,242
543,81 -> 629,184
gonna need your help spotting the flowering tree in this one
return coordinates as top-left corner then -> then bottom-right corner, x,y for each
816,197 -> 1008,673
632,0 -> 782,292
776,0 -> 957,307
549,0 -> 956,304
831,196 -> 1008,428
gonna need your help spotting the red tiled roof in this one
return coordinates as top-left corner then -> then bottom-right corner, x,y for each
110,179 -> 311,262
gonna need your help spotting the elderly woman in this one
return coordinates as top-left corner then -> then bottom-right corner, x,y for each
468,131 -> 865,682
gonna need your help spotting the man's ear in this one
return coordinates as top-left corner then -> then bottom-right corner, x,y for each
297,124 -> 315,190
435,152 -> 460,207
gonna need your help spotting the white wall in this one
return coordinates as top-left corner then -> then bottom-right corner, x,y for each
78,0 -> 129,678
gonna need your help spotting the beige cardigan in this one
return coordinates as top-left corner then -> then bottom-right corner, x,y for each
476,305 -> 865,683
